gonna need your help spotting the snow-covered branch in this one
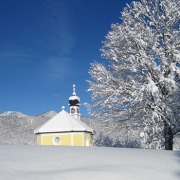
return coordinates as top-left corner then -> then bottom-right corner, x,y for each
87,0 -> 180,149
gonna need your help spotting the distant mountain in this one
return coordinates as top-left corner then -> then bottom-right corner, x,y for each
0,111 -> 57,145
0,111 -> 179,150
0,111 -> 139,146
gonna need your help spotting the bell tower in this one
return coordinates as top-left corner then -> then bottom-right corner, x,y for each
69,85 -> 81,120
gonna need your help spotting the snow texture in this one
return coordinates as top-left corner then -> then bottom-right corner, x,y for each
0,146 -> 179,180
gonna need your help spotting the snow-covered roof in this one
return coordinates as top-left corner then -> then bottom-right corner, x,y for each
34,109 -> 93,134
69,95 -> 80,102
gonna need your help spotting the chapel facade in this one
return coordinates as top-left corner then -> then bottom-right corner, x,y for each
34,85 -> 94,146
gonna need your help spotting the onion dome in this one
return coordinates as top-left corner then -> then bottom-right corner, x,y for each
69,85 -> 80,106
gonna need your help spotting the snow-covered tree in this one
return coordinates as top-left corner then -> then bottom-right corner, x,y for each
87,0 -> 180,150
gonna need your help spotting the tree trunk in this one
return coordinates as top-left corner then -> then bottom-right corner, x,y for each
164,121 -> 173,150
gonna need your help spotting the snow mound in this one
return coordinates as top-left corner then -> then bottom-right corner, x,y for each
0,146 -> 179,180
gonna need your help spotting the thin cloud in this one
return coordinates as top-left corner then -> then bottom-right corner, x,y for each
39,0 -> 75,55
40,56 -> 72,82
0,54 -> 31,58
35,1 -> 75,84
0,53 -> 33,63
54,94 -> 59,98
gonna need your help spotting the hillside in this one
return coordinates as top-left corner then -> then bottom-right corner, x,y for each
0,111 -> 57,145
0,111 -> 179,149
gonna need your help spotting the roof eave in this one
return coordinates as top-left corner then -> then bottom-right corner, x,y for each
35,130 -> 93,135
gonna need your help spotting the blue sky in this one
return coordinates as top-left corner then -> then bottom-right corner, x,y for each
0,0 -> 134,116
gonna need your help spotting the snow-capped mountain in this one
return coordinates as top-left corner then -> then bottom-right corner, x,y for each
0,111 -> 27,117
0,111 -> 139,146
0,111 -> 179,150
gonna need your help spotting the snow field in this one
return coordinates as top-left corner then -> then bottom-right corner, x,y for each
0,146 -> 179,180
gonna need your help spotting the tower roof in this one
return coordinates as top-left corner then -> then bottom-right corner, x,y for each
69,84 -> 80,106
34,108 -> 93,134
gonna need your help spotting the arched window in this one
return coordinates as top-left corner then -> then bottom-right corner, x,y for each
71,108 -> 75,114
53,136 -> 61,145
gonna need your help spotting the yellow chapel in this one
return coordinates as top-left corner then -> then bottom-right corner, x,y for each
34,85 -> 94,146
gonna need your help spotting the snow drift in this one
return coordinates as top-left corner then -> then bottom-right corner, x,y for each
0,146 -> 179,180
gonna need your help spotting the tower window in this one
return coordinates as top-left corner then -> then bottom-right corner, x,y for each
71,108 -> 75,114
